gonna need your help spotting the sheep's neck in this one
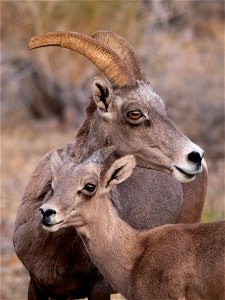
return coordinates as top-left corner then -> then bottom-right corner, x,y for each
78,194 -> 142,297
75,112 -> 110,161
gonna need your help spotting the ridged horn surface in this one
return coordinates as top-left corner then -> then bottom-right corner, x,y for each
28,31 -> 136,89
91,30 -> 147,81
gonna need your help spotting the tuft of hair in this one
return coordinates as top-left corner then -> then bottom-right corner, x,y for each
75,98 -> 97,156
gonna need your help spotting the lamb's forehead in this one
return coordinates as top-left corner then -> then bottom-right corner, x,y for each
54,162 -> 99,190
70,161 -> 101,179
116,81 -> 165,109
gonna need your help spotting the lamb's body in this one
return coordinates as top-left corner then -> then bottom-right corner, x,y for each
77,192 -> 225,300
14,145 -> 184,298
131,222 -> 225,300
40,151 -> 224,300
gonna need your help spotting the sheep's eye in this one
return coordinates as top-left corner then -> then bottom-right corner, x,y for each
127,110 -> 143,120
83,183 -> 96,193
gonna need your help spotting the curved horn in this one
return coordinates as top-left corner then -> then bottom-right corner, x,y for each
28,31 -> 136,89
91,30 -> 147,81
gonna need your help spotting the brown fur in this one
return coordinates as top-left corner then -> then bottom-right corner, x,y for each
13,92 -> 207,298
41,153 -> 224,300
14,149 -> 112,300
14,51 -> 207,300
129,222 -> 225,300
75,99 -> 97,154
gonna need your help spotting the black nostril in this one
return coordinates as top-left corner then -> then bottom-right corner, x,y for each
187,151 -> 202,165
45,209 -> 56,218
39,208 -> 56,218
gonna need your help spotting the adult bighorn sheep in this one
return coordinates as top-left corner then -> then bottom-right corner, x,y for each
40,148 -> 225,300
14,31 -> 207,299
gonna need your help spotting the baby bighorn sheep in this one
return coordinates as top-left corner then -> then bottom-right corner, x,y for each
40,148 -> 225,300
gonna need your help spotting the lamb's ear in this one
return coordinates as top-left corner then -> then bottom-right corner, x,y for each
91,77 -> 113,117
50,150 -> 63,175
103,155 -> 136,190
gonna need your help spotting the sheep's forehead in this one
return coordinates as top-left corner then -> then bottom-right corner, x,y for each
137,81 -> 160,102
116,81 -> 165,111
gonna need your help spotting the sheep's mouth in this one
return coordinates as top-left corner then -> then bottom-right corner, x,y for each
172,165 -> 196,183
174,166 -> 196,179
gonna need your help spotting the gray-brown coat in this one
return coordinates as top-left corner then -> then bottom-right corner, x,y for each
14,30 -> 207,299
40,150 -> 224,300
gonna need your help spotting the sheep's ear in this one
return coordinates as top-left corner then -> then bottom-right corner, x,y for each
50,151 -> 63,175
91,77 -> 113,117
103,155 -> 136,190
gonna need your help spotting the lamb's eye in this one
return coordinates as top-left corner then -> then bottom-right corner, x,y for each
127,110 -> 143,120
83,183 -> 96,193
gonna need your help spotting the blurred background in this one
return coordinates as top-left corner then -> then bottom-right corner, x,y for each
1,1 -> 224,299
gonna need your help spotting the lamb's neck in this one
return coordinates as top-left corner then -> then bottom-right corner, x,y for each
78,194 -> 143,297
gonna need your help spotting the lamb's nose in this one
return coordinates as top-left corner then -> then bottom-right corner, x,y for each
39,208 -> 56,226
187,151 -> 204,166
39,208 -> 56,218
